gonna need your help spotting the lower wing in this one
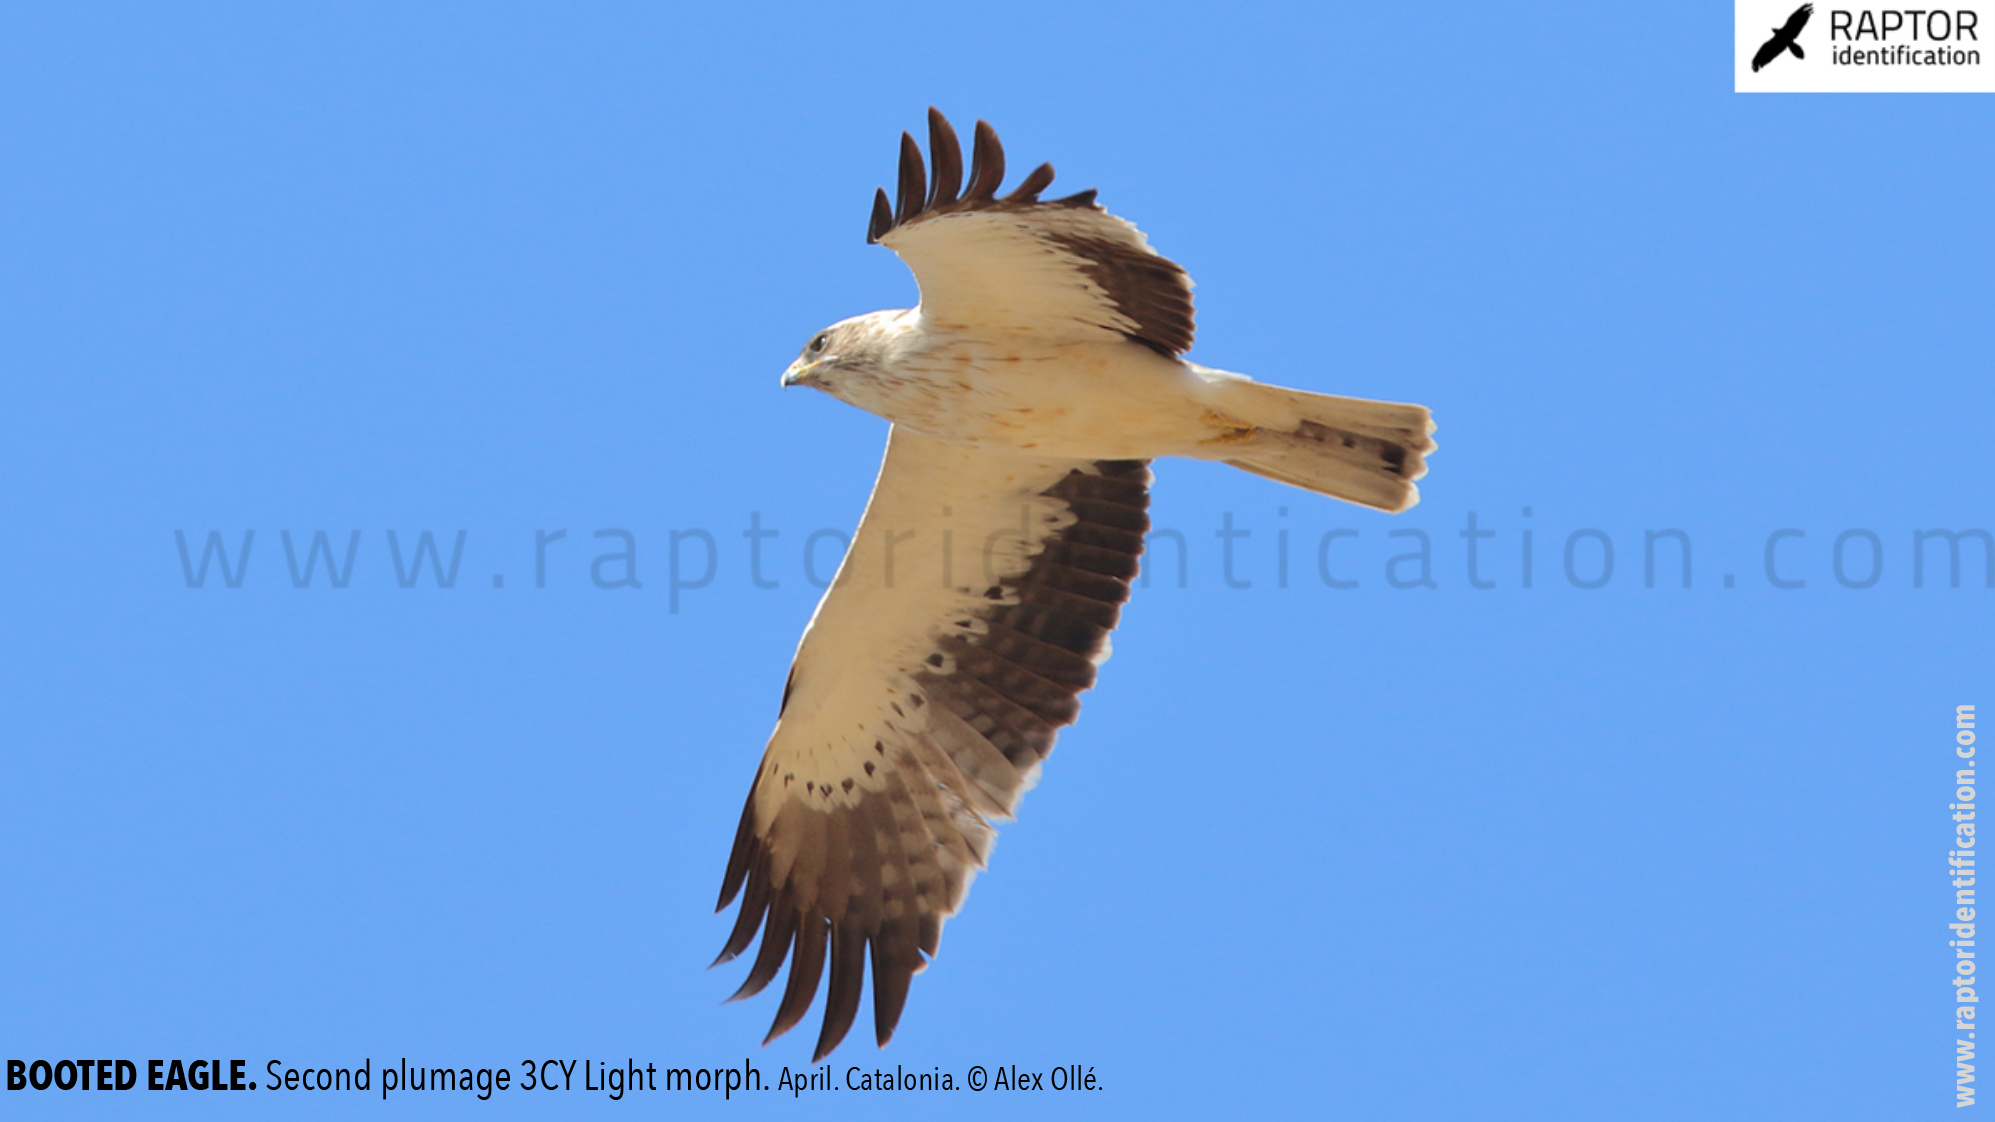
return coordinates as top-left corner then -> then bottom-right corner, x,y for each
714,427 -> 1151,1060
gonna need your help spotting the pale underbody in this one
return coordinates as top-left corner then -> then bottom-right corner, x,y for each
797,311 -> 1296,462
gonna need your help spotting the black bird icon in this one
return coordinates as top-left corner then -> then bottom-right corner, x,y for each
1752,3 -> 1813,71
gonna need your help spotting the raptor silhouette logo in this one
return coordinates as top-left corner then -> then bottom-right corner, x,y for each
1753,3 -> 1814,70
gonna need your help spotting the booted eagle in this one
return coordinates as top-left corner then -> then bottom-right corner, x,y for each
714,109 -> 1435,1060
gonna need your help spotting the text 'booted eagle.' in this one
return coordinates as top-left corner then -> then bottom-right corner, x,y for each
714,109 -> 1436,1060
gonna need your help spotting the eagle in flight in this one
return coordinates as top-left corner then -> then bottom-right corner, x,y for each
714,110 -> 1435,1060
1752,3 -> 1813,71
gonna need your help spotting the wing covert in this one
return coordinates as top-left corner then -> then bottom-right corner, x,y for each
714,428 -> 1151,1061
869,109 -> 1197,357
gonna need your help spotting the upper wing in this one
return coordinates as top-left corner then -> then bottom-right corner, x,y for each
1783,3 -> 1813,36
714,428 -> 1151,1061
866,109 -> 1196,357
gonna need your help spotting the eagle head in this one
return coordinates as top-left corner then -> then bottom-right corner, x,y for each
780,311 -> 908,402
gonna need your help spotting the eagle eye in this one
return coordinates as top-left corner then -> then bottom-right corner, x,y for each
808,333 -> 829,354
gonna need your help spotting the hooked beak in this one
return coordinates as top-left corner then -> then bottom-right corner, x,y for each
781,358 -> 820,389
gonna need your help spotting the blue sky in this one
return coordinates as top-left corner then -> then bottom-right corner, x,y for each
2,4 -> 1990,1119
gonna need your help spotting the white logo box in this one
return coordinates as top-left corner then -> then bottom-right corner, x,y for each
1736,1 -> 1995,91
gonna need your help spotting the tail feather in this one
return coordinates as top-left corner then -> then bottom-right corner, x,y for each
1194,371 -> 1435,513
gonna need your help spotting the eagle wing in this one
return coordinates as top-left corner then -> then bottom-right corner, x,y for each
1752,36 -> 1784,70
714,427 -> 1151,1060
868,109 -> 1197,357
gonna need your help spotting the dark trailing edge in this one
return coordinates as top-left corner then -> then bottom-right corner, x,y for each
714,459 -> 1153,1062
869,109 -> 1198,358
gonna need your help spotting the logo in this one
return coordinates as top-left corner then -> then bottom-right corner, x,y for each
1735,0 -> 1995,90
1752,3 -> 1814,69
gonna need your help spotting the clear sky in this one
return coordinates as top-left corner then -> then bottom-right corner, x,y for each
2,4 -> 1990,1120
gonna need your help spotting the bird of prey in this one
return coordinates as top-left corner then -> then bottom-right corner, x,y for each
713,109 -> 1435,1061
1753,3 -> 1813,71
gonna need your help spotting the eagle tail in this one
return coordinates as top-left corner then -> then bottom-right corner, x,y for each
1193,370 -> 1434,513
1790,41 -> 1805,60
